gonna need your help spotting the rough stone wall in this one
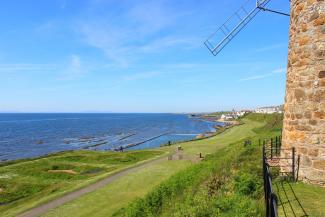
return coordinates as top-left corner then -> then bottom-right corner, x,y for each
282,0 -> 325,184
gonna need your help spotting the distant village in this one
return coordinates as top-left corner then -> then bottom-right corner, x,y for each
220,105 -> 283,121
192,105 -> 283,122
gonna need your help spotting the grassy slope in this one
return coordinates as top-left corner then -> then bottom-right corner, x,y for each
41,114 -> 267,217
0,150 -> 165,217
114,113 -> 324,217
112,114 -> 282,217
43,160 -> 192,217
177,118 -> 262,156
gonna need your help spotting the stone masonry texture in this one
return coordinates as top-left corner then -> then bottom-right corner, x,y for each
282,0 -> 325,184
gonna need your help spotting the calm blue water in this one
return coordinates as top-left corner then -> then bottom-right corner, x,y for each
0,113 -> 222,161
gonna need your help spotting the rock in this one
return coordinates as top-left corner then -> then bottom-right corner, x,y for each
309,11 -> 319,21
309,119 -> 318,125
313,160 -> 325,170
301,155 -> 312,167
298,36 -> 310,46
308,148 -> 319,157
314,111 -> 325,119
196,134 -> 205,139
313,15 -> 325,26
294,89 -> 305,101
320,25 -> 325,34
319,70 -> 325,78
297,147 -> 308,155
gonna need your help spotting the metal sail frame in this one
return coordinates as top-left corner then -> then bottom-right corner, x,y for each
204,0 -> 289,56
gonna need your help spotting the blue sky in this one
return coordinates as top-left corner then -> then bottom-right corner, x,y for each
0,0 -> 290,113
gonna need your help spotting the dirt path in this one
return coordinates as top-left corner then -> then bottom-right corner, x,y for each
17,156 -> 167,217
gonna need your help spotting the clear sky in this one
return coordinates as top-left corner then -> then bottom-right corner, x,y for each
0,0 -> 290,113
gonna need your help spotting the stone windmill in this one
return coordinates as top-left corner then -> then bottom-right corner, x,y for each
205,0 -> 325,184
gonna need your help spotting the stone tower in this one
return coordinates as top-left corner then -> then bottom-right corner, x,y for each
282,0 -> 325,184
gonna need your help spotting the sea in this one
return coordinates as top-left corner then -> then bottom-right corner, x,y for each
0,113 -> 222,161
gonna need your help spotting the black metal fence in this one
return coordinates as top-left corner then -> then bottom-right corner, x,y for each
261,136 -> 299,181
263,144 -> 279,217
262,135 -> 300,217
262,136 -> 309,217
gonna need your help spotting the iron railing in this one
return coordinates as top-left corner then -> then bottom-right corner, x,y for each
262,136 -> 308,216
263,145 -> 279,217
262,136 -> 299,181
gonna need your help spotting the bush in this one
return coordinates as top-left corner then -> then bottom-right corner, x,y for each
214,194 -> 260,217
51,165 -> 59,170
234,173 -> 260,196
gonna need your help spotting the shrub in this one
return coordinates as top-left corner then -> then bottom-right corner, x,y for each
234,173 -> 260,197
51,165 -> 59,170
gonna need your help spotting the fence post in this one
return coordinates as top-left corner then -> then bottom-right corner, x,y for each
296,155 -> 300,182
292,147 -> 295,182
275,137 -> 278,155
271,138 -> 273,159
262,144 -> 268,217
275,137 -> 277,153
278,136 -> 280,155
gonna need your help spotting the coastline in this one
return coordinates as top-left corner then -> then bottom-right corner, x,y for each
0,115 -> 241,217
0,120 -> 236,167
0,113 -> 219,163
160,120 -> 239,148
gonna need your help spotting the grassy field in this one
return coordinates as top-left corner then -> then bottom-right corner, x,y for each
0,150 -> 165,217
112,113 -> 282,217
113,142 -> 265,216
172,117 -> 264,156
43,160 -> 193,217
40,114 -> 272,217
290,182 -> 325,217
275,181 -> 325,217
112,113 -> 325,217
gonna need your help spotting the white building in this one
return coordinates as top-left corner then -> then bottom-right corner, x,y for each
254,106 -> 283,114
235,111 -> 247,117
219,110 -> 248,121
220,114 -> 233,120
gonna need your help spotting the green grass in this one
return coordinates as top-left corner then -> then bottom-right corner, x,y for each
41,113 -> 277,217
176,117 -> 264,156
0,150 -> 164,217
290,182 -> 325,217
112,113 -> 285,217
245,113 -> 283,133
275,181 -> 325,217
42,160 -> 192,217
112,113 -> 325,217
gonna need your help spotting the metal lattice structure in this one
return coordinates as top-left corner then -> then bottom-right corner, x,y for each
204,0 -> 288,56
